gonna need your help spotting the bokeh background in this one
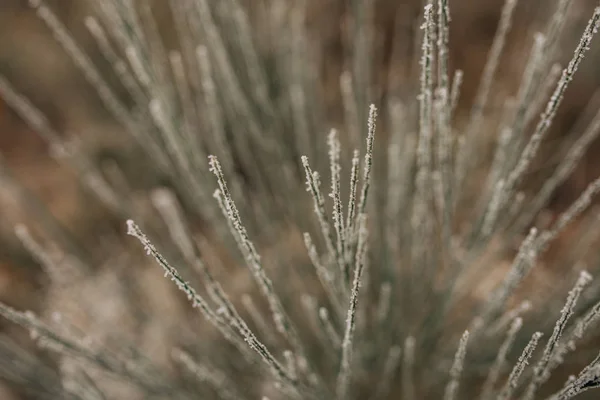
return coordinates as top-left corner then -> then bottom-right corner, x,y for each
1,0 -> 600,398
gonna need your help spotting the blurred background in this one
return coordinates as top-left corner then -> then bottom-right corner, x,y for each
1,0 -> 600,398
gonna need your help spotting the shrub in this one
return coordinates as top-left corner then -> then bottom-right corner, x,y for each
1,0 -> 600,399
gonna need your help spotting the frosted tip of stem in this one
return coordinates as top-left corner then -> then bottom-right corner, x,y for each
150,187 -> 172,207
196,45 -> 208,58
368,105 -> 378,127
168,51 -> 182,64
319,307 -> 328,319
14,223 -> 28,238
580,270 -> 593,283
149,98 -> 161,114
83,16 -> 97,30
126,219 -> 138,237
513,317 -> 523,329
208,155 -> 218,172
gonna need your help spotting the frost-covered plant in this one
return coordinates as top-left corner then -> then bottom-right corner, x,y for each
1,0 -> 600,399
